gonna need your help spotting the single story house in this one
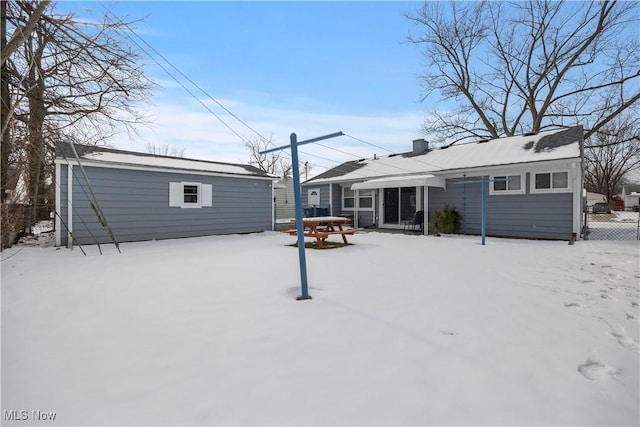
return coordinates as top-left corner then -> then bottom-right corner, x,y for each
620,183 -> 640,210
585,191 -> 607,208
55,144 -> 275,247
301,126 -> 584,240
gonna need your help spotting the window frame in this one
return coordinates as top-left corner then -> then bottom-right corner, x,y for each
342,187 -> 355,210
357,189 -> 374,210
530,171 -> 571,194
489,173 -> 526,195
342,186 -> 374,211
181,182 -> 201,208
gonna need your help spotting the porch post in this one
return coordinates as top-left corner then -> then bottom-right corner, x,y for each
423,185 -> 428,236
354,189 -> 359,228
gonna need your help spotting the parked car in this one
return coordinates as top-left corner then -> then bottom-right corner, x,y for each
592,202 -> 612,214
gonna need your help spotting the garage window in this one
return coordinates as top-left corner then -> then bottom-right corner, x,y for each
169,182 -> 213,208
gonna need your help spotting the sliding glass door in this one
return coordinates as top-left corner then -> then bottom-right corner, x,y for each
382,187 -> 417,226
383,188 -> 399,224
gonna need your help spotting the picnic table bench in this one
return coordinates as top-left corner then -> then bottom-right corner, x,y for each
286,216 -> 356,248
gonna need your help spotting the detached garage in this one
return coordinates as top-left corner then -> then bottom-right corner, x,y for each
55,143 -> 275,247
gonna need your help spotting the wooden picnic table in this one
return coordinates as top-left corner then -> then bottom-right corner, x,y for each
287,216 -> 356,248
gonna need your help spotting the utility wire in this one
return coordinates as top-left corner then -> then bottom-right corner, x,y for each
343,133 -> 444,170
105,9 -> 271,144
101,7 -> 254,146
101,5 -> 435,181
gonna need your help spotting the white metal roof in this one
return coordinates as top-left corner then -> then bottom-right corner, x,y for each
308,127 -> 582,185
55,144 -> 274,179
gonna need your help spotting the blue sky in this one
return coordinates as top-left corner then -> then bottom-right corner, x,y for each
59,1 -> 429,174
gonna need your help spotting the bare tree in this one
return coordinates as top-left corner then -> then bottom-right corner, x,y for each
584,115 -> 640,200
1,0 -> 49,66
244,136 -> 292,178
1,1 -> 154,239
406,1 -> 640,144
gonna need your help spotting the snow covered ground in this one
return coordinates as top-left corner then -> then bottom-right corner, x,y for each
2,231 -> 639,426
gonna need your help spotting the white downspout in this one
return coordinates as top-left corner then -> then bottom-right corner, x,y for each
329,184 -> 333,216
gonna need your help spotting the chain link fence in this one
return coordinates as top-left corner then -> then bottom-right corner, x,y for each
583,209 -> 640,240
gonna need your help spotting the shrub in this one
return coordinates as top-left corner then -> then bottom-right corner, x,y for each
431,205 -> 462,234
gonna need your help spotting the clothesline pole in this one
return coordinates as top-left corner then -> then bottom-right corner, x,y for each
261,131 -> 343,300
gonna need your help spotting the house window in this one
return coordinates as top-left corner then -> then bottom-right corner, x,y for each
169,182 -> 213,208
358,190 -> 374,209
343,188 -> 355,209
532,171 -> 570,193
342,187 -> 374,210
490,174 -> 524,195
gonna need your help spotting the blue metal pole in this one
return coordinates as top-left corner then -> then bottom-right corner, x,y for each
481,176 -> 486,246
289,133 -> 311,300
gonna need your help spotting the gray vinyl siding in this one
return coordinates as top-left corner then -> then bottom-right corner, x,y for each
301,184 -> 332,211
428,174 -> 574,240
59,165 -> 272,246
300,183 -> 376,226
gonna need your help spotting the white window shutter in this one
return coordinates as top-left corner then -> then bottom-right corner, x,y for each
201,184 -> 213,207
169,182 -> 182,207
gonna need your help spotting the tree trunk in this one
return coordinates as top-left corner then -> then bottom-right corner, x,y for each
25,32 -> 47,233
1,0 -> 11,203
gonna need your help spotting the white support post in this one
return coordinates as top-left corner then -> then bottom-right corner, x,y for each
423,185 -> 428,236
271,181 -> 275,231
329,184 -> 333,216
354,189 -> 359,229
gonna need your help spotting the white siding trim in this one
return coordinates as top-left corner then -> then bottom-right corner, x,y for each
55,163 -> 61,247
572,163 -> 582,236
271,182 -> 275,231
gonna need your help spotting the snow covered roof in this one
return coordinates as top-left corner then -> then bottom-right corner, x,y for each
55,144 -> 274,179
307,126 -> 583,184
